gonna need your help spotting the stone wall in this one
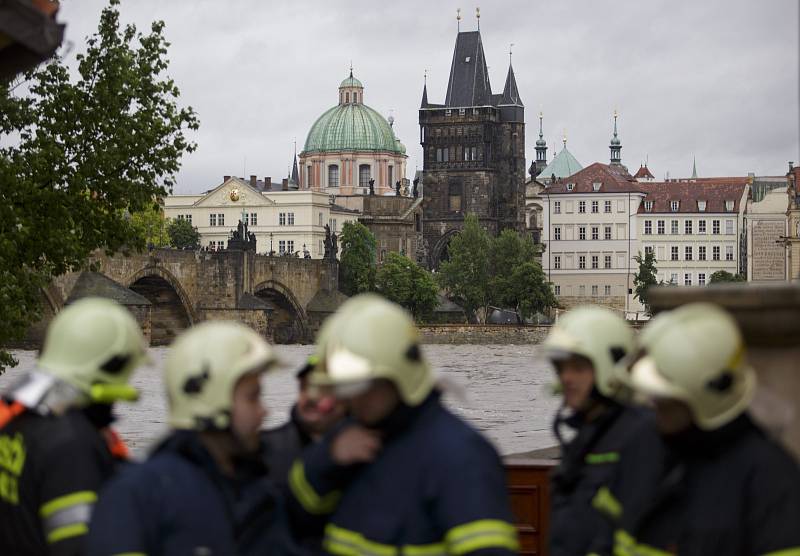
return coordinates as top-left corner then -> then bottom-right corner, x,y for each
418,324 -> 551,345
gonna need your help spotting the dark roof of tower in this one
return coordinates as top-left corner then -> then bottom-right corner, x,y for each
291,153 -> 299,184
445,31 -> 492,107
500,63 -> 523,106
420,83 -> 428,108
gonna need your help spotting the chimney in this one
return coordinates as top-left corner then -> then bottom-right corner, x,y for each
250,175 -> 257,187
224,175 -> 231,182
282,178 -> 289,191
265,177 -> 272,189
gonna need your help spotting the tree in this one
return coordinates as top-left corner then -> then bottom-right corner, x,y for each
633,251 -> 659,313
167,218 -> 200,249
708,270 -> 746,284
375,252 -> 439,321
0,0 -> 198,371
130,202 -> 169,247
339,221 -> 377,296
506,262 -> 557,323
437,214 -> 491,322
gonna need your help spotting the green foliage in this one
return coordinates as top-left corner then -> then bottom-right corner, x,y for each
708,270 -> 746,284
633,251 -> 659,313
436,214 -> 491,322
167,218 -> 200,249
339,221 -> 377,296
506,262 -> 557,323
0,0 -> 198,371
375,252 -> 439,321
130,203 -> 169,247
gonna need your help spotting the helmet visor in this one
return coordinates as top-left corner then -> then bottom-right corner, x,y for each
629,355 -> 685,402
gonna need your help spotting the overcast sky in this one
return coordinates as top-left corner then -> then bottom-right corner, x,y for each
57,0 -> 799,194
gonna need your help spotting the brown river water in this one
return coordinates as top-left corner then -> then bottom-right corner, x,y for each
2,345 -> 561,457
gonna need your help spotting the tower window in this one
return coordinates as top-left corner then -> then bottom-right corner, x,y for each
328,165 -> 339,187
359,165 -> 371,188
346,92 -> 350,103
448,182 -> 462,212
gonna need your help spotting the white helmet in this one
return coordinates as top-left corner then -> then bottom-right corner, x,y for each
629,303 -> 756,430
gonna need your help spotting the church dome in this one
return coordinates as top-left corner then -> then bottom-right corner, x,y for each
340,74 -> 363,88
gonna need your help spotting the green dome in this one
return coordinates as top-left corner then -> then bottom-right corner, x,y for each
340,75 -> 363,88
304,104 -> 404,154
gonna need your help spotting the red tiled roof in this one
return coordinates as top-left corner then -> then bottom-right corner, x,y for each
545,162 -> 641,194
637,180 -> 747,214
633,165 -> 655,179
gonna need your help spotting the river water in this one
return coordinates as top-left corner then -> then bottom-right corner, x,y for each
2,345 -> 561,457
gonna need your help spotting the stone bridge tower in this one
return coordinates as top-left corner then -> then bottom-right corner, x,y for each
419,24 -> 526,268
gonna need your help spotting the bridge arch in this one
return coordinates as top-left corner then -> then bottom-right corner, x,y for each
254,279 -> 309,344
126,266 -> 195,346
431,228 -> 460,270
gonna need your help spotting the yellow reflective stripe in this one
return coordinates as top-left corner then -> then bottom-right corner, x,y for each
613,529 -> 672,556
585,451 -> 620,464
762,551 -> 800,556
39,491 -> 97,518
289,459 -> 340,514
445,519 -> 519,555
325,524 -> 396,556
46,522 -> 88,544
592,486 -> 623,520
404,542 -> 446,556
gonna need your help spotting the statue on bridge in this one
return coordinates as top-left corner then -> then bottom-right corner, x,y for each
412,177 -> 419,198
395,180 -> 401,196
227,219 -> 256,252
323,224 -> 338,261
369,178 -> 375,196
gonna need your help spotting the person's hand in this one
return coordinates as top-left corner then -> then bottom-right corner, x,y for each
330,425 -> 382,465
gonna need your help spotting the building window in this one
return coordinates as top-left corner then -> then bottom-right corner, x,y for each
657,220 -> 665,235
388,166 -> 393,186
713,246 -> 721,260
209,214 -> 217,226
644,200 -> 654,212
670,200 -> 680,212
698,273 -> 706,286
448,182 -> 462,212
712,220 -> 720,234
287,240 -> 295,254
592,285 -> 599,296
671,220 -> 679,235
645,245 -> 654,256
591,227 -> 599,240
218,213 -> 224,226
698,245 -> 706,261
579,256 -> 586,269
554,201 -> 561,214
684,273 -> 692,286
685,220 -> 693,235
216,241 -> 224,250
698,220 -> 706,234
208,240 -> 216,251
671,246 -> 679,261
591,255 -> 599,269
288,213 -> 295,226
579,285 -> 586,296
279,213 -> 286,226
604,226 -> 612,240
604,200 -> 612,213
604,285 -> 612,296
279,240 -> 286,254
579,227 -> 586,240
436,148 -> 442,162
725,220 -> 734,235
328,165 -> 339,187
725,200 -> 734,212
685,246 -> 693,261
670,272 -> 679,284
359,165 -> 371,188
592,182 -> 602,192
319,212 -> 323,226
591,201 -> 599,213
554,285 -> 561,296
567,183 -> 575,191
604,255 -> 612,269
329,218 -> 338,232
553,226 -> 561,241
345,92 -> 350,103
554,255 -> 561,270
250,213 -> 257,226
579,201 -> 586,213
644,220 -> 652,235
698,200 -> 707,212
726,245 -> 734,261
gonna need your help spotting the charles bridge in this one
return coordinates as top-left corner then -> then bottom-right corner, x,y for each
33,248 -> 345,346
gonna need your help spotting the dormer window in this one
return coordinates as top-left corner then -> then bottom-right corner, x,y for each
592,182 -> 601,192
445,109 -> 452,117
644,201 -> 654,212
566,183 -> 575,191
670,200 -> 680,212
725,200 -> 734,212
459,108 -> 465,116
697,200 -> 707,212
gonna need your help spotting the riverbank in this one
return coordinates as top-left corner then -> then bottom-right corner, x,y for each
418,324 -> 551,345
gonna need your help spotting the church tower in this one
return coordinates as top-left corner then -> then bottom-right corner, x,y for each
419,13 -> 526,268
609,110 -> 624,169
532,111 -> 548,178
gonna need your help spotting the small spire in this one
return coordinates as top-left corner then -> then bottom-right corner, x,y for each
457,8 -> 461,32
420,71 -> 429,108
563,129 -> 567,148
691,156 -> 698,179
476,7 -> 480,30
613,109 -> 619,138
538,110 -> 543,138
509,43 -> 514,65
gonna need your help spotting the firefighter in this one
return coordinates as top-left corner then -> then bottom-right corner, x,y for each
288,294 -> 519,555
0,297 -> 148,556
87,321 -> 296,556
612,303 -> 800,555
544,306 -> 662,556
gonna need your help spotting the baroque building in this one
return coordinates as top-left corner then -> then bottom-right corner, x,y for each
419,25 -> 526,268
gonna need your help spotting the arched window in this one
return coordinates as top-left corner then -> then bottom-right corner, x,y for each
346,92 -> 350,103
359,165 -> 371,188
353,92 -> 358,103
328,165 -> 339,187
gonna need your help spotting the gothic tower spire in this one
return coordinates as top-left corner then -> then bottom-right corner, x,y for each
609,109 -> 622,167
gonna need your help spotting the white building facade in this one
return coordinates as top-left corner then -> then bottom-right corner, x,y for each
164,177 -> 360,258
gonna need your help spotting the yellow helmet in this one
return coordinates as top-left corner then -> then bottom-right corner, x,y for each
543,306 -> 635,400
311,294 -> 434,407
629,303 -> 756,430
37,297 -> 148,403
164,321 -> 277,430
